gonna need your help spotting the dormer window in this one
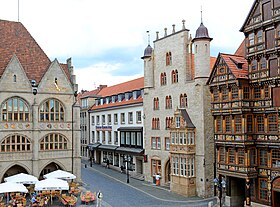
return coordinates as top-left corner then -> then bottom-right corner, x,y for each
95,99 -> 99,106
133,91 -> 137,99
118,94 -> 122,102
112,96 -> 116,103
100,99 -> 104,105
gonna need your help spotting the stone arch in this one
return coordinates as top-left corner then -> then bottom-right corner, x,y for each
164,158 -> 171,184
1,163 -> 31,182
272,176 -> 280,207
39,161 -> 68,180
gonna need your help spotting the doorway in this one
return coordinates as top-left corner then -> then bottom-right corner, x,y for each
272,177 -> 280,207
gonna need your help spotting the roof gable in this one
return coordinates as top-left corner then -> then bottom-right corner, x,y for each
207,53 -> 248,85
240,0 -> 261,32
39,59 -> 73,94
0,55 -> 31,92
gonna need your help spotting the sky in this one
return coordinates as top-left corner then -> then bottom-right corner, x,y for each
0,0 -> 254,91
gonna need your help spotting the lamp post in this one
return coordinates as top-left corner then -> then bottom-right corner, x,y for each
124,155 -> 131,183
214,177 -> 226,207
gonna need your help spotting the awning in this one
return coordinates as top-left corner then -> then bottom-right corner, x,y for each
97,144 -> 118,152
117,127 -> 143,132
87,143 -> 101,150
116,147 -> 144,155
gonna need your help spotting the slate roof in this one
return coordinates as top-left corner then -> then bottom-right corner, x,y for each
0,19 -> 70,83
181,109 -> 195,128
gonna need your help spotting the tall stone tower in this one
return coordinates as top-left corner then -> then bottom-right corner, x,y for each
142,20 -> 214,198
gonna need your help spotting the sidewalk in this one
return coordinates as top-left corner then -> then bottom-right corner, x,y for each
82,160 -> 216,206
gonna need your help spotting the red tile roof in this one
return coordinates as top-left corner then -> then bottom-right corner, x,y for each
220,53 -> 248,79
91,96 -> 143,110
0,20 -> 70,83
97,77 -> 144,97
234,39 -> 245,57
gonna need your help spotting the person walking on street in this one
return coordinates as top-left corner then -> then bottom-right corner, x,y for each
97,190 -> 103,207
106,159 -> 110,169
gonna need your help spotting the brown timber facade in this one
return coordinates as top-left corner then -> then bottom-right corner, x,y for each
208,0 -> 280,206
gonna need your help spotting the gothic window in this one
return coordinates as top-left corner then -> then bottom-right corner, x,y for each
160,73 -> 167,85
180,94 -> 187,108
171,70 -> 178,83
39,99 -> 64,122
153,97 -> 159,110
13,75 -> 16,82
166,52 -> 172,66
165,117 -> 173,129
152,118 -> 160,130
1,97 -> 30,122
165,96 -> 172,109
0,134 -> 31,152
40,133 -> 68,150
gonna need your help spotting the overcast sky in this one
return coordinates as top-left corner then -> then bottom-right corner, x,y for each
0,0 -> 254,91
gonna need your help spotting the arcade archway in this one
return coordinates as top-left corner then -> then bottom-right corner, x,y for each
1,165 -> 28,182
272,177 -> 280,207
39,162 -> 63,180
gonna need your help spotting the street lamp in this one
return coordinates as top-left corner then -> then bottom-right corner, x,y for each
124,155 -> 131,183
214,177 -> 226,207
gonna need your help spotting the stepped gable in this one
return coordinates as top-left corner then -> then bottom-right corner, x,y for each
0,19 -> 70,83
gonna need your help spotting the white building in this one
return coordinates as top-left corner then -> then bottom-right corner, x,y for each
88,77 -> 145,176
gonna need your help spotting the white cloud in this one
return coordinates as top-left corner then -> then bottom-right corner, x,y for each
0,0 -> 254,91
75,62 -> 142,91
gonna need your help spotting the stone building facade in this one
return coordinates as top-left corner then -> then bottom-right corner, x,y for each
88,77 -> 144,177
0,20 -> 81,181
142,20 -> 215,197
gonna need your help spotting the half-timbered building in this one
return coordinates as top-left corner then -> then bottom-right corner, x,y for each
208,0 -> 280,206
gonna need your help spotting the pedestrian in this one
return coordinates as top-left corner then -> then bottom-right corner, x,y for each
97,190 -> 103,207
120,165 -> 124,173
155,173 -> 161,186
106,159 -> 110,169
